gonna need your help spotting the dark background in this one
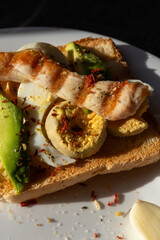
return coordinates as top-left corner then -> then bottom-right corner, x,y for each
0,0 -> 160,57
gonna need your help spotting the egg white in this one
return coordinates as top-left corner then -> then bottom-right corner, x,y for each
17,82 -> 75,167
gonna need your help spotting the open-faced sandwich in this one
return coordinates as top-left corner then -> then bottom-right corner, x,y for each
0,37 -> 160,203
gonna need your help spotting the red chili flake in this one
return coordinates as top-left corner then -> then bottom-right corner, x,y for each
20,199 -> 37,207
86,73 -> 96,87
37,120 -> 41,125
117,236 -> 123,239
91,190 -> 97,201
31,117 -> 36,123
32,106 -> 37,109
55,167 -> 60,171
91,68 -> 102,73
54,102 -> 60,106
52,113 -> 57,117
43,144 -> 46,146
107,201 -> 111,207
92,195 -> 97,202
61,115 -> 68,133
97,75 -> 103,80
39,149 -> 45,153
50,171 -> 54,177
86,68 -> 104,85
89,90 -> 94,94
1,108 -> 3,110
20,137 -> 23,141
22,104 -> 31,111
22,129 -> 25,133
95,233 -> 98,238
114,193 -> 118,204
73,131 -> 83,136
2,99 -> 7,103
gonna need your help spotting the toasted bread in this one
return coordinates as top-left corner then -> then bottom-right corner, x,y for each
1,37 -> 160,203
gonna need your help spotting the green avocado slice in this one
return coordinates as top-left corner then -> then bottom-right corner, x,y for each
65,42 -> 110,80
0,91 -> 29,193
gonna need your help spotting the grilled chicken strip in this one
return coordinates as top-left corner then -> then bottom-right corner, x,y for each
0,49 -> 151,120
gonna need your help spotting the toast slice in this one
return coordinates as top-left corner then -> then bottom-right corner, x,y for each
1,37 -> 160,203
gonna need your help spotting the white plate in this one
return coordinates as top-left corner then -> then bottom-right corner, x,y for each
0,27 -> 160,240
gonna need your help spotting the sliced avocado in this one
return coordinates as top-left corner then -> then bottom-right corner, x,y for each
0,91 -> 29,193
65,42 -> 110,79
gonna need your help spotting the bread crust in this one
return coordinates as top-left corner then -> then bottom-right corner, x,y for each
1,38 -> 160,203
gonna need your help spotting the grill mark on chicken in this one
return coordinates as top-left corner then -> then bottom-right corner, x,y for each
74,80 -> 93,106
0,49 -> 151,121
0,52 -> 14,76
35,59 -> 68,93
101,81 -> 128,118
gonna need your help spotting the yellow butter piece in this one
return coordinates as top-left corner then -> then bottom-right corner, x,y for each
116,211 -> 122,216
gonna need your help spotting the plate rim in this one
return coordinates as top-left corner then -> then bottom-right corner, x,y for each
0,26 -> 159,60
